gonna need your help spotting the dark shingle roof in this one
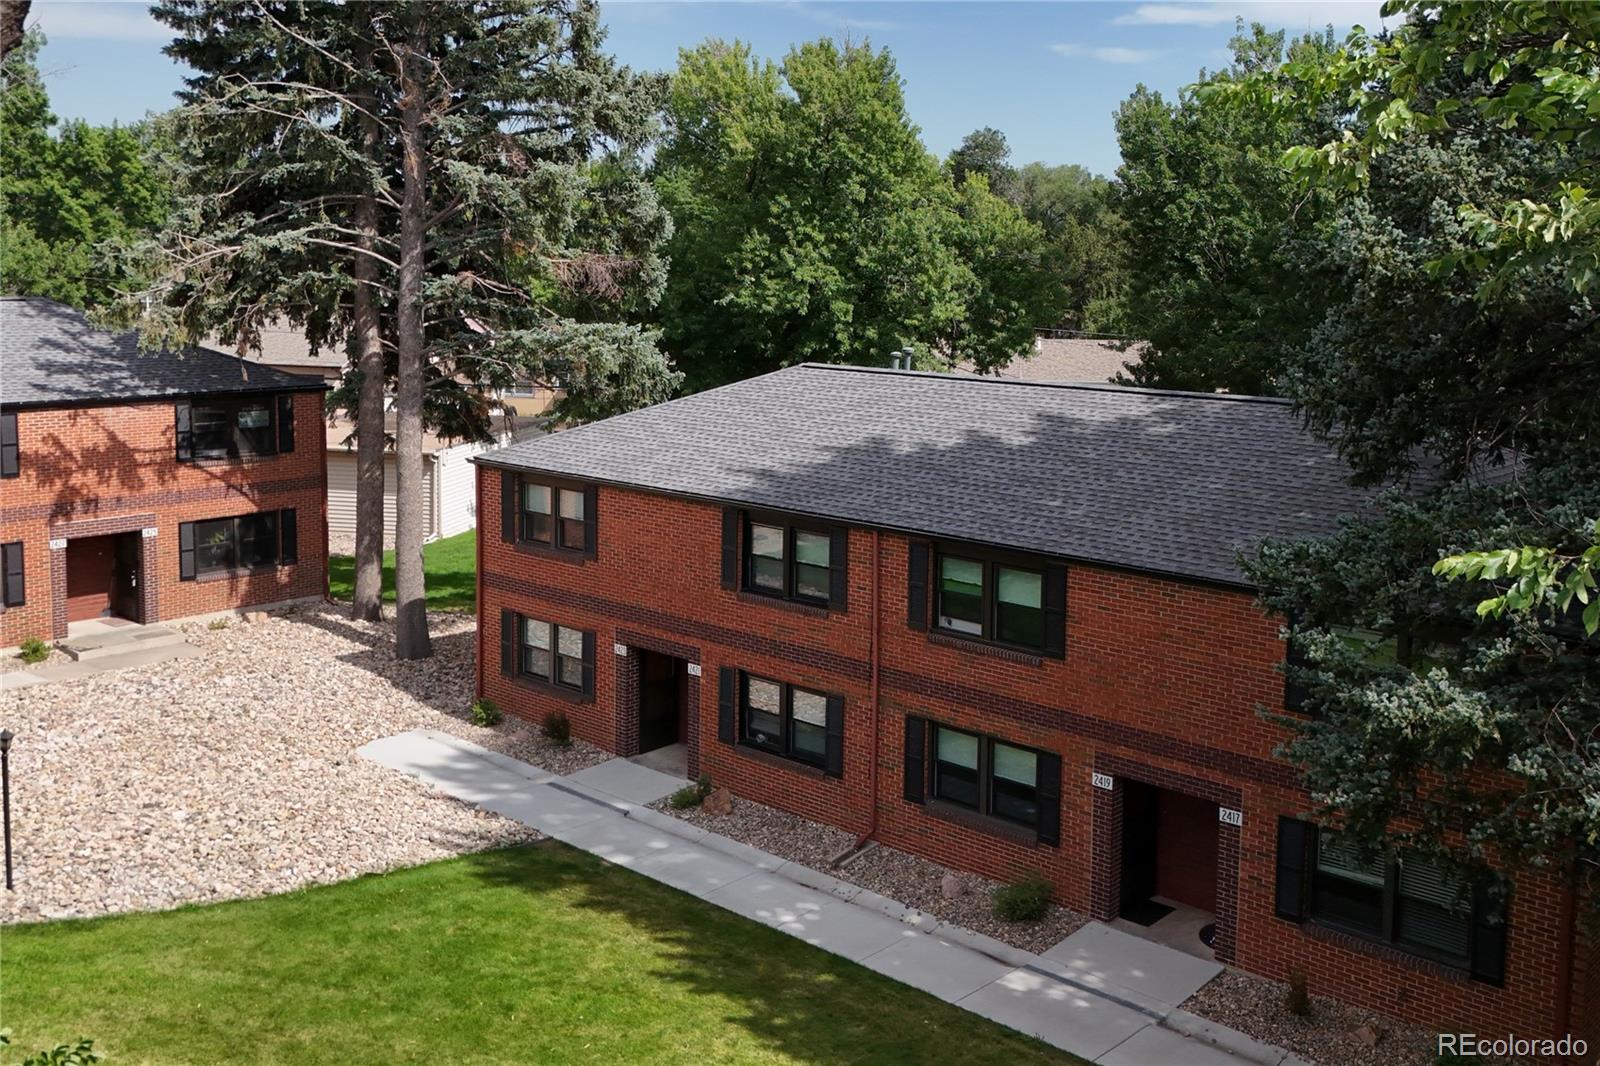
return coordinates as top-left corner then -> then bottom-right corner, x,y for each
1,298 -> 328,408
481,363 -> 1377,587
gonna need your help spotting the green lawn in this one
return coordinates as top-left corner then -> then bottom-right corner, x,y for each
327,528 -> 476,612
3,843 -> 1077,1065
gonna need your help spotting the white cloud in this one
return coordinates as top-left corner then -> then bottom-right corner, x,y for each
1051,42 -> 1162,65
1112,2 -> 1393,30
32,1 -> 173,43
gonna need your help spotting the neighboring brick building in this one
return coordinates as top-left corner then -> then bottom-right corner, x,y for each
0,298 -> 329,645
474,363 -> 1594,1046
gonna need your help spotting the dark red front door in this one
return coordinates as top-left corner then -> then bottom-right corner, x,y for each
1155,789 -> 1219,912
65,535 -> 117,622
65,533 -> 141,623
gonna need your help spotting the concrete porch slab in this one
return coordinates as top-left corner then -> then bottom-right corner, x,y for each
566,757 -> 687,806
1041,922 -> 1223,1011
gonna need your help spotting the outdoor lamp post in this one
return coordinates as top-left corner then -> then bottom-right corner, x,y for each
1,728 -> 13,890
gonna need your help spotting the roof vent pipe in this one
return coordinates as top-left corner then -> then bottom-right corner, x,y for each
889,352 -> 901,370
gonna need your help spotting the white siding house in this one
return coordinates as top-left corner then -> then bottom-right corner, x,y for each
325,420 -> 542,547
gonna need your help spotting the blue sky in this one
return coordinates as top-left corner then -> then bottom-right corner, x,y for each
27,0 -> 1393,177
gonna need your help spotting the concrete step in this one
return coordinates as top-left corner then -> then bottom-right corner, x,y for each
59,625 -> 187,662
8,642 -> 204,687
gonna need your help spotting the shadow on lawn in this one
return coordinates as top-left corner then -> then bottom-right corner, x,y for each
451,843 -> 1063,1066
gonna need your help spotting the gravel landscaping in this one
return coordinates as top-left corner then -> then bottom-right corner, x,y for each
0,605 -> 608,924
1184,969 -> 1456,1066
654,791 -> 1088,954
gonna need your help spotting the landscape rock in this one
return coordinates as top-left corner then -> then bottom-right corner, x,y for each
0,606 -> 610,925
702,787 -> 734,816
940,872 -> 965,899
653,789 -> 1086,955
1349,1024 -> 1382,1048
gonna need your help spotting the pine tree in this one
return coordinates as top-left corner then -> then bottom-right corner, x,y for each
129,0 -> 674,658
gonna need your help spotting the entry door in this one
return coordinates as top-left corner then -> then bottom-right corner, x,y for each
111,533 -> 142,623
64,536 -> 117,622
1120,780 -> 1159,909
638,652 -> 682,753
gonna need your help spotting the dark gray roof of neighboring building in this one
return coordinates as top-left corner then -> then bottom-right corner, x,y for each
1,297 -> 329,409
480,363 -> 1379,588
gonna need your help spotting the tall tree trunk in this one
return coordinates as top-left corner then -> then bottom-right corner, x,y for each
349,23 -> 386,624
393,41 -> 431,660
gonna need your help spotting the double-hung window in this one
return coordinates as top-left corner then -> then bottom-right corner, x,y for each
936,553 -> 1046,650
741,673 -> 828,767
745,518 -> 832,604
511,476 -> 593,555
1311,832 -> 1473,965
519,616 -> 589,691
931,724 -> 1041,829
179,509 -> 298,580
176,394 -> 294,461
501,609 -> 595,697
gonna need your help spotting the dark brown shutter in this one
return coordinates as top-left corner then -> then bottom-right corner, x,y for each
581,630 -> 596,695
174,403 -> 193,462
0,412 -> 18,477
500,470 -> 517,542
720,509 -> 739,589
500,609 -> 516,676
1042,563 -> 1067,658
276,393 -> 295,453
906,542 -> 929,630
1284,610 -> 1311,713
178,521 -> 196,581
1274,817 -> 1312,921
583,485 -> 599,556
1469,885 -> 1507,986
824,694 -> 845,778
1035,751 -> 1062,845
828,528 -> 849,611
1,542 -> 24,607
278,509 -> 298,564
717,667 -> 737,744
902,715 -> 926,803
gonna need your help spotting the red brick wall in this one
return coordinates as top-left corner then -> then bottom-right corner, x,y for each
477,465 -> 1584,1044
0,392 -> 328,645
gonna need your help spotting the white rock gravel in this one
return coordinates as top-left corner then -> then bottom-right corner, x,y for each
1183,969 -> 1466,1066
654,792 -> 1088,954
0,605 -> 608,924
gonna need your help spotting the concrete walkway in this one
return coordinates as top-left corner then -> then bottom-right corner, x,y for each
360,729 -> 1309,1066
2,642 -> 203,690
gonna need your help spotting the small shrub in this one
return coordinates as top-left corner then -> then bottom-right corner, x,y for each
207,618 -> 231,631
17,637 -> 50,664
669,774 -> 714,810
1285,968 -> 1310,1017
541,710 -> 572,747
991,871 -> 1052,922
471,697 -> 503,728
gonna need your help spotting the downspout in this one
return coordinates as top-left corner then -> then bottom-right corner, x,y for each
473,464 -> 485,701
855,529 -> 882,847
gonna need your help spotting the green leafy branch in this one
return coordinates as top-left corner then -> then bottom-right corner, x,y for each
1433,518 -> 1600,635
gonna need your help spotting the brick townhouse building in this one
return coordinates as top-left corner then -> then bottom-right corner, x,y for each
1,298 -> 329,646
473,362 -> 1595,1045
